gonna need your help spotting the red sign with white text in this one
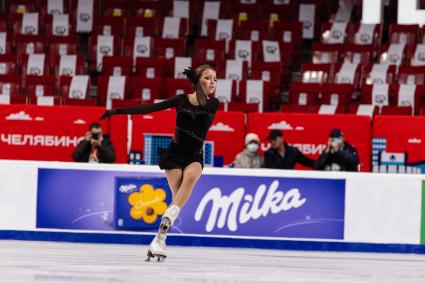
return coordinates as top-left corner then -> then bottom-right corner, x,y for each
0,105 -> 127,163
122,110 -> 246,164
247,113 -> 372,171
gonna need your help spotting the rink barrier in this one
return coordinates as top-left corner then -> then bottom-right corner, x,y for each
1,230 -> 425,254
0,160 -> 424,254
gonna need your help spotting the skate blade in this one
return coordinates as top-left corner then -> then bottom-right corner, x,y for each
146,250 -> 166,262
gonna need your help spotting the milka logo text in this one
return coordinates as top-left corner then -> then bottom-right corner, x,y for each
119,184 -> 137,193
194,180 -> 306,232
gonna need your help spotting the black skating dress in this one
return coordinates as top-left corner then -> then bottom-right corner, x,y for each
116,94 -> 219,169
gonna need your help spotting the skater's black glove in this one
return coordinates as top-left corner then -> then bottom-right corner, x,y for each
182,67 -> 199,85
100,109 -> 119,120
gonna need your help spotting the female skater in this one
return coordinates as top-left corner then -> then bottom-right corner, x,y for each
100,65 -> 218,261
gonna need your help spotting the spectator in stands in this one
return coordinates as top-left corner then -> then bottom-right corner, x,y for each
263,129 -> 315,169
234,133 -> 263,168
315,129 -> 359,171
72,122 -> 116,163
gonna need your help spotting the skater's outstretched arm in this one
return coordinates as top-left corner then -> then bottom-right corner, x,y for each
100,94 -> 183,120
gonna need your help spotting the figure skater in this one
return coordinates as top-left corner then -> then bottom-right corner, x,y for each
100,64 -> 218,261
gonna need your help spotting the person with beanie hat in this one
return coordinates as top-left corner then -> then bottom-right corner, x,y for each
234,133 -> 263,168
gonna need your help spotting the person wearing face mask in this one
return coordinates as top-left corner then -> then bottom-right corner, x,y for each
263,129 -> 315,170
234,133 -> 263,168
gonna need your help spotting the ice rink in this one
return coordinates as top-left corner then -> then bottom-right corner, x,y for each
0,240 -> 424,283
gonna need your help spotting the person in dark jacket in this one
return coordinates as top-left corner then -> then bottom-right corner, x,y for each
315,129 -> 359,171
263,129 -> 315,169
72,122 -> 116,163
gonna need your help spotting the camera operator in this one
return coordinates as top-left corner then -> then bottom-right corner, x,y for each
315,129 -> 359,171
72,122 -> 116,163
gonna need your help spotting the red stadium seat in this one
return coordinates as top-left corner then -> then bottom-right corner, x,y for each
333,62 -> 362,89
320,83 -> 352,111
300,63 -> 333,84
206,19 -> 237,41
154,38 -> 186,59
124,17 -> 158,37
62,97 -> 97,106
0,54 -> 18,75
51,54 -> 85,77
92,16 -> 124,37
39,0 -> 71,18
194,39 -> 226,63
158,17 -> 189,38
27,95 -> 61,106
289,82 -> 320,105
97,75 -> 130,106
394,84 -> 425,114
280,104 -> 320,113
0,13 -> 9,32
102,0 -> 132,17
47,35 -> 80,61
0,32 -> 12,54
250,61 -> 283,89
6,0 -> 36,14
165,78 -> 192,98
20,54 -> 50,77
397,66 -> 425,85
11,13 -> 42,35
130,77 -> 163,103
389,24 -> 420,45
348,23 -> 382,49
0,75 -> 22,96
342,44 -> 374,66
379,106 -> 413,116
236,20 -> 269,42
238,80 -> 271,111
227,101 -> 259,113
44,15 -> 74,37
87,34 -> 121,73
102,56 -> 133,76
364,64 -> 397,85
311,43 -> 343,64
14,35 -> 45,56
59,76 -> 91,102
320,22 -> 349,44
270,21 -> 303,47
135,57 -> 167,79
228,39 -> 260,64
24,75 -> 56,97
226,3 -> 259,21
360,84 -> 395,106
134,1 -> 163,18
261,4 -> 297,22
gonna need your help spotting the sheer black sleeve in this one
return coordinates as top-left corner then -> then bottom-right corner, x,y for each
116,94 -> 183,115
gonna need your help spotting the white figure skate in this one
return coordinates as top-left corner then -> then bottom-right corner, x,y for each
146,205 -> 180,262
146,233 -> 167,262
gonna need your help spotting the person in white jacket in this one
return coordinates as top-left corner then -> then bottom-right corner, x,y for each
234,133 -> 263,168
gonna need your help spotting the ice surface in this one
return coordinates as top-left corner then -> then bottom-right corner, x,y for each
0,240 -> 424,283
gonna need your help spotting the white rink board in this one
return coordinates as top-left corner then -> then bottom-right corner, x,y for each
0,159 -> 423,246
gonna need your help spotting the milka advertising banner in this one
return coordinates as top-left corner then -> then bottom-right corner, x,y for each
37,168 -> 345,240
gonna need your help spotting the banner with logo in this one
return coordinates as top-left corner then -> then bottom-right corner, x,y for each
373,116 -> 425,172
120,110 -> 245,165
36,168 -> 345,240
247,113 -> 371,171
0,105 -> 126,163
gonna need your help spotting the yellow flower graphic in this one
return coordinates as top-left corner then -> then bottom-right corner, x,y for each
128,184 -> 168,224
